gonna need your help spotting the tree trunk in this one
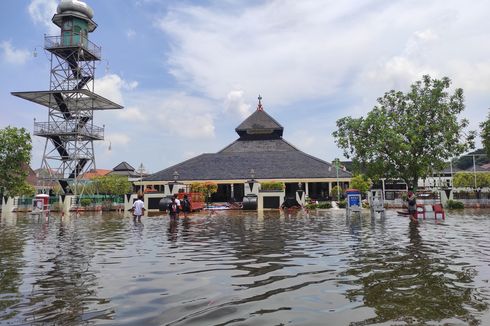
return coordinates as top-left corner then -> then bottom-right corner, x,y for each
411,177 -> 418,192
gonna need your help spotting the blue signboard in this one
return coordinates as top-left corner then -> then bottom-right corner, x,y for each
348,194 -> 361,207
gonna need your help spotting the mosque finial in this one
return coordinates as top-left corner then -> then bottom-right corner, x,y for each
257,94 -> 263,111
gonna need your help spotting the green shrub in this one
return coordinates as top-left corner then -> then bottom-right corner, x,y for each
306,202 -> 332,209
80,198 -> 92,207
446,200 -> 464,209
305,203 -> 318,210
330,185 -> 342,201
260,181 -> 285,191
317,201 -> 332,209
338,200 -> 347,208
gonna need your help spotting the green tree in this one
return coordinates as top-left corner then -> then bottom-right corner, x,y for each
453,171 -> 490,188
480,112 -> 490,157
333,75 -> 475,191
350,174 -> 371,196
92,175 -> 131,196
453,172 -> 475,188
330,185 -> 342,201
0,127 -> 33,197
190,182 -> 218,206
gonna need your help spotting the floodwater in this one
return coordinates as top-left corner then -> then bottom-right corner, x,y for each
1,209 -> 489,326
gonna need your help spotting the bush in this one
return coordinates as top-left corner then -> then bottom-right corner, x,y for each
305,203 -> 317,210
338,200 -> 347,208
330,185 -> 342,201
80,198 -> 92,207
305,202 -> 332,209
446,200 -> 464,209
260,181 -> 285,191
318,201 -> 332,209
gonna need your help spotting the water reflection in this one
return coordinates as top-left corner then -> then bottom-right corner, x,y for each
0,210 -> 489,325
0,213 -> 26,320
344,218 -> 488,325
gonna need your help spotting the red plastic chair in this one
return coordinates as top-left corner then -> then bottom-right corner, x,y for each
433,204 -> 445,220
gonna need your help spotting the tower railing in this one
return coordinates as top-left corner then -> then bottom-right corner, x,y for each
44,35 -> 101,60
34,121 -> 104,140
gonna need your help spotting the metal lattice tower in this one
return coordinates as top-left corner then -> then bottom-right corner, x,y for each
12,0 -> 122,196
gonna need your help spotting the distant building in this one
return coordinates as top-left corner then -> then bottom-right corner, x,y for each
81,169 -> 111,180
108,161 -> 142,179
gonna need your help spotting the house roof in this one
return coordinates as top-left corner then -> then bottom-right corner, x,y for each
235,109 -> 283,134
481,163 -> 490,170
22,164 -> 38,186
219,138 -> 298,153
109,170 -> 142,178
112,161 -> 135,172
145,97 -> 350,183
465,165 -> 490,172
81,169 -> 111,180
145,150 -> 351,181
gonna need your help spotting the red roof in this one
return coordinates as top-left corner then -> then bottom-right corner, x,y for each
81,169 -> 111,180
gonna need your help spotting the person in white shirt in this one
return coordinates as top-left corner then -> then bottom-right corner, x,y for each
174,194 -> 181,218
132,194 -> 146,223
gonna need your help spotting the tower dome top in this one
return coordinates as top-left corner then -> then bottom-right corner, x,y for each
52,0 -> 97,32
57,0 -> 94,19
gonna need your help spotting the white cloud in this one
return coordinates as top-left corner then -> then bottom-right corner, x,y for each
95,74 -> 138,105
224,90 -> 252,118
28,0 -> 58,35
150,93 -> 215,139
117,106 -> 147,122
156,0 -> 490,118
0,41 -> 31,65
94,72 -> 216,142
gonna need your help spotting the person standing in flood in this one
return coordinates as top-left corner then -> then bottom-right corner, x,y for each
132,193 -> 146,223
407,191 -> 417,223
174,194 -> 181,218
167,196 -> 179,222
181,194 -> 191,218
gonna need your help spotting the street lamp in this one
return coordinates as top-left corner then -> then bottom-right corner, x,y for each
334,158 -> 340,201
138,163 -> 145,193
472,155 -> 477,189
173,170 -> 179,182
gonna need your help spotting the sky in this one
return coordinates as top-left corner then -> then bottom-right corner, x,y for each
1,0 -> 489,174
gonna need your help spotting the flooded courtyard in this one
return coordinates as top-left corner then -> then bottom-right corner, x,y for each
1,209 -> 489,325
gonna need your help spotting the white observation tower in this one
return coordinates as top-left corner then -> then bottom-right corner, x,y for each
12,0 -> 123,197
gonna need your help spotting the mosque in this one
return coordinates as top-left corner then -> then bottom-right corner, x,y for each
138,97 -> 352,210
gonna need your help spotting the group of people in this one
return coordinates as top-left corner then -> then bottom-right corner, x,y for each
167,194 -> 191,221
131,193 -> 192,223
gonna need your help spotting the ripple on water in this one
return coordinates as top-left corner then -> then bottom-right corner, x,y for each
0,209 -> 490,325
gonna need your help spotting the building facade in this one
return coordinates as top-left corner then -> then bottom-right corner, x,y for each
138,97 -> 352,210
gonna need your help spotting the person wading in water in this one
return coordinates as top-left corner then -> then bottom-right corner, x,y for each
167,196 -> 179,222
407,191 -> 417,223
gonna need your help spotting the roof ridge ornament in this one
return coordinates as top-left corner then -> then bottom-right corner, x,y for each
257,94 -> 264,111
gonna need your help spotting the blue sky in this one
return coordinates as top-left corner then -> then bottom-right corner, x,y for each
1,0 -> 489,174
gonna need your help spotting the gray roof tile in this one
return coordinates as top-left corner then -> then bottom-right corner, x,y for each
144,108 -> 351,182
